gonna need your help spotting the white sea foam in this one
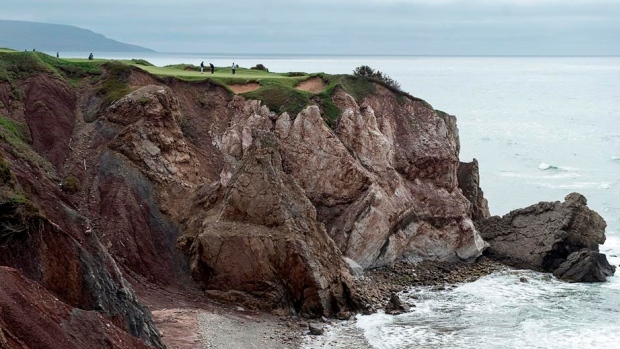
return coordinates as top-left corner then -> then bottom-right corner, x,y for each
338,271 -> 620,349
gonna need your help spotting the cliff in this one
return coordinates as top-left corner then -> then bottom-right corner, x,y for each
0,51 -> 486,347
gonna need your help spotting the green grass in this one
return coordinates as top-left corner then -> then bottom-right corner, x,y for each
98,61 -> 132,104
0,115 -> 54,176
0,116 -> 29,143
0,51 -> 417,128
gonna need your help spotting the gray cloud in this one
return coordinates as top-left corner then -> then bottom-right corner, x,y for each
1,0 -> 619,55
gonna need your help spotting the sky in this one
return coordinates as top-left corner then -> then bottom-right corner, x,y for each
2,0 -> 619,55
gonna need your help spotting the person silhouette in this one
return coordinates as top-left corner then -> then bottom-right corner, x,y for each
210,63 -> 214,74
200,61 -> 204,74
232,62 -> 236,75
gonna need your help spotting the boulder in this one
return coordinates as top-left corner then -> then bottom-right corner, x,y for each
385,292 -> 410,315
477,193 -> 615,282
553,250 -> 616,282
308,323 -> 325,335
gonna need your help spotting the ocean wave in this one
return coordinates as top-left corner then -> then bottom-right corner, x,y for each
538,163 -> 577,171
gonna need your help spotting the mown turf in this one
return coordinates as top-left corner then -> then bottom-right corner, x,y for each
0,50 -> 421,128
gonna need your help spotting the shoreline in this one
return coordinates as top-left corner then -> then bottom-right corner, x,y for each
150,257 -> 506,349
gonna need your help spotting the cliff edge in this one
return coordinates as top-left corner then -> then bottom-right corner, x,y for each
0,52 -> 487,347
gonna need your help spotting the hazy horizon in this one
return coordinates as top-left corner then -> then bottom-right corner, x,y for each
3,0 -> 619,56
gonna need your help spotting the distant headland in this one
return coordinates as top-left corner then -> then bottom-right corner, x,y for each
0,19 -> 154,52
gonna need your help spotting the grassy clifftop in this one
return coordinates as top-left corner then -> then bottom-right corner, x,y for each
0,51 -> 420,127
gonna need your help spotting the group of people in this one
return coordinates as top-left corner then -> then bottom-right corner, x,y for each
200,61 -> 215,74
200,61 -> 239,74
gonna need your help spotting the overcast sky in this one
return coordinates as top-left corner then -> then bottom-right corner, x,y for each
3,0 -> 619,55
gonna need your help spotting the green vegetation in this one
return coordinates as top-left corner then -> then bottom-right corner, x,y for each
0,50 -> 415,130
0,115 -> 54,176
0,116 -> 29,143
0,51 -> 101,83
62,175 -> 80,193
250,64 -> 269,72
353,65 -> 401,91
0,52 -> 50,82
98,61 -> 132,103
0,152 -> 43,247
244,83 -> 311,116
127,59 -> 154,66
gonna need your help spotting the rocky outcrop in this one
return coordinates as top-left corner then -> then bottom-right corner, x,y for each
176,83 -> 487,315
225,86 -> 486,268
477,193 -> 615,282
552,250 -> 616,282
457,159 -> 490,221
178,130 -> 357,317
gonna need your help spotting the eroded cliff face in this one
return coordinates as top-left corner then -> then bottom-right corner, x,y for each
0,63 -> 486,346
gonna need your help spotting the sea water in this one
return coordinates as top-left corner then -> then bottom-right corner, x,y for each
58,53 -> 620,348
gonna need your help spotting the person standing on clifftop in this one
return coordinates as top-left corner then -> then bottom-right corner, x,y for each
200,61 -> 204,74
210,63 -> 214,74
232,62 -> 236,75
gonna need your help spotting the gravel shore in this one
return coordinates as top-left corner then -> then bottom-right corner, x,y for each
153,257 -> 506,349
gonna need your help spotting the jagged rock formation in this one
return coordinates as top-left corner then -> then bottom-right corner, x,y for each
178,130 -> 357,317
457,158 -> 490,221
0,55 -> 490,345
477,193 -> 615,282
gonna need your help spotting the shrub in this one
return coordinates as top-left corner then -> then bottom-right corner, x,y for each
353,65 -> 401,91
130,59 -> 154,66
250,64 -> 269,72
98,62 -> 132,103
284,72 -> 306,77
62,175 -> 80,193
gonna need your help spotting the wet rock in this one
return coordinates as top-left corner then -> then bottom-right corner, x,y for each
336,311 -> 353,320
519,277 -> 528,283
553,250 -> 616,282
308,323 -> 324,335
477,193 -> 615,282
385,293 -> 410,315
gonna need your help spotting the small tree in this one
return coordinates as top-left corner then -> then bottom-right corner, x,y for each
353,65 -> 401,91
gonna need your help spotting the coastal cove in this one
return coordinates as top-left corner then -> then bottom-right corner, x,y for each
0,52 -> 618,349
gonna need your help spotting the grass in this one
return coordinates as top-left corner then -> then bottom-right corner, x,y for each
0,50 -> 418,128
0,116 -> 29,143
98,61 -> 132,103
0,115 -> 55,176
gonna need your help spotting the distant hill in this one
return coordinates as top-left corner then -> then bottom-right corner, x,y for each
0,19 -> 154,52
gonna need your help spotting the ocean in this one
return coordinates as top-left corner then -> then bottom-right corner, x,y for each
62,52 -> 620,348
